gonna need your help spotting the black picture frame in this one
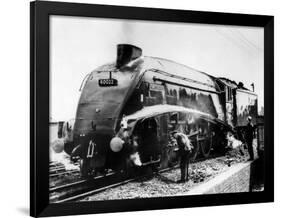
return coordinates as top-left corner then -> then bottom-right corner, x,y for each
30,1 -> 274,217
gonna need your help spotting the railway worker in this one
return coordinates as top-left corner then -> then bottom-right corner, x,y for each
171,131 -> 193,183
245,116 -> 255,160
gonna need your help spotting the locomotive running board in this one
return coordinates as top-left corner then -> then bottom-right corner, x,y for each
142,158 -> 161,166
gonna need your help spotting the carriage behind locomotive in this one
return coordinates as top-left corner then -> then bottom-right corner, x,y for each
62,44 -> 258,177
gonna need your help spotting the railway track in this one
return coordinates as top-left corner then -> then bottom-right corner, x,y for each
50,170 -> 130,203
49,154 -> 223,203
50,169 -> 80,178
54,175 -> 138,203
49,161 -> 80,178
49,164 -> 182,203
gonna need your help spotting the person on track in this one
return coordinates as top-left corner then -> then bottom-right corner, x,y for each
170,131 -> 193,183
245,116 -> 256,161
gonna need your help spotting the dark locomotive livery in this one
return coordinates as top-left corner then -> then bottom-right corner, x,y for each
64,44 -> 258,177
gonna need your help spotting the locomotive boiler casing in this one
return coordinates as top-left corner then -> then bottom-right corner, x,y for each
70,54 -> 227,172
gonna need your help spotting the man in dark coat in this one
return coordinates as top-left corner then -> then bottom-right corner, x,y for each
171,131 -> 193,183
245,116 -> 255,160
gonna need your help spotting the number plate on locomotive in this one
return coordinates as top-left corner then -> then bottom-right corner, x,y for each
98,78 -> 118,87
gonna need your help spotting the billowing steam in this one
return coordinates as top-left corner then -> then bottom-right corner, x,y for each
226,132 -> 243,149
115,124 -> 142,167
120,22 -> 137,45
130,152 -> 142,166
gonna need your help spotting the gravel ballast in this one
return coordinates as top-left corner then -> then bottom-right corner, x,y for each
81,145 -> 252,201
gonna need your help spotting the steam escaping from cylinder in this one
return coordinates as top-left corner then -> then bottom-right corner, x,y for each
130,152 -> 142,166
226,132 -> 243,149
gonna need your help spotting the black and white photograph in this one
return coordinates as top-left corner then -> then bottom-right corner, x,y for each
49,15 -> 265,203
1,0 -> 280,217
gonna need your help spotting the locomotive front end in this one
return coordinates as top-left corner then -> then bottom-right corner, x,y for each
68,45 -> 144,176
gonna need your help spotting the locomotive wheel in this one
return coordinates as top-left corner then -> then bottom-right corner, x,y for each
199,137 -> 212,158
167,147 -> 179,167
190,140 -> 199,161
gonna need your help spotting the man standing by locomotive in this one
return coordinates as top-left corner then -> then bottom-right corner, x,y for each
245,116 -> 255,160
171,131 -> 193,183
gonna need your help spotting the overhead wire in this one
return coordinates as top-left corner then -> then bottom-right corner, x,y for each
215,28 -> 262,59
233,29 -> 263,52
215,29 -> 250,53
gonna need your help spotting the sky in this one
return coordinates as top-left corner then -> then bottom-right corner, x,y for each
50,15 -> 264,121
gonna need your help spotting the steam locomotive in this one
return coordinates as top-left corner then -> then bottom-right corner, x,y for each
63,44 -> 258,177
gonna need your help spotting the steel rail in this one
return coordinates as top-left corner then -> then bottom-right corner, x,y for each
50,171 -> 115,192
50,154 -> 223,203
